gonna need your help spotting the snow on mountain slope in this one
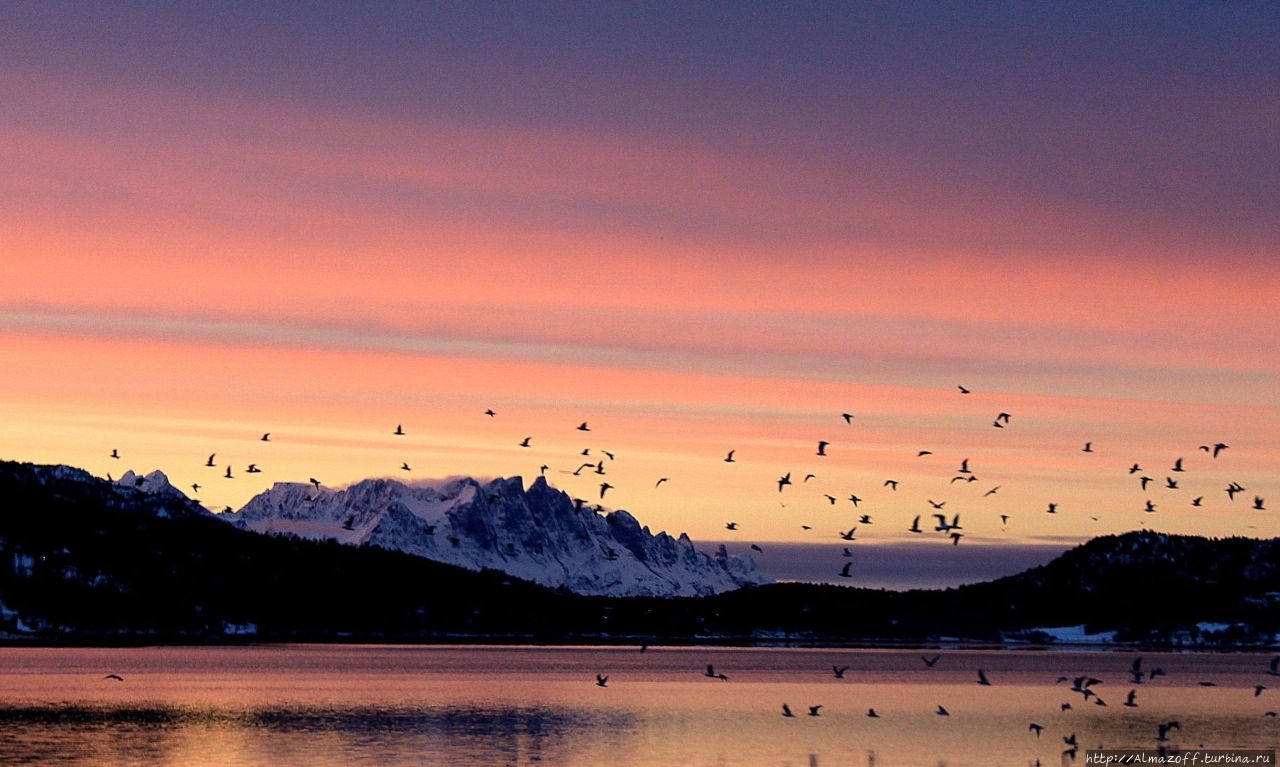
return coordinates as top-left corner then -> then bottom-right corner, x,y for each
222,474 -> 768,597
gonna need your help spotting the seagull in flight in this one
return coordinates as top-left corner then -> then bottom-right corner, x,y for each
224,466 -> 233,479
957,385 -> 970,394
261,433 -> 271,441
841,413 -> 854,423
206,453 -> 216,467
908,515 -> 922,533
394,424 -> 404,436
977,669 -> 991,686
246,464 -> 261,473
781,703 -> 795,717
1255,496 -> 1267,511
577,422 -> 590,431
520,437 -> 532,447
599,482 -> 613,499
724,449 -> 736,463
400,462 -> 411,471
807,705 -> 822,717
110,449 -> 119,459
1082,441 -> 1093,453
704,664 -> 728,681
596,674 -> 608,687
484,409 -> 496,417
1171,457 -> 1184,472
838,561 -> 853,578
654,477 -> 668,487
777,472 -> 792,492
816,441 -> 829,456
725,522 -> 738,531
883,479 -> 899,490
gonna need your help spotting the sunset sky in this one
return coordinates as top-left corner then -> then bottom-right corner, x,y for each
3,3 -> 1278,584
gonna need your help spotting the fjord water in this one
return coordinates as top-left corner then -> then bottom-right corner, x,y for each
0,645 -> 1275,766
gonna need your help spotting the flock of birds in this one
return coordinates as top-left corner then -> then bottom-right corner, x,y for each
102,383 -> 1270,584
586,651 -> 1280,758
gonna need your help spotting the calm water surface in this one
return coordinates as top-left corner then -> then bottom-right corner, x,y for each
0,645 -> 1276,766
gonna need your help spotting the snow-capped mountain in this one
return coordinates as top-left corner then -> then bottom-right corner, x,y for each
221,475 -> 768,597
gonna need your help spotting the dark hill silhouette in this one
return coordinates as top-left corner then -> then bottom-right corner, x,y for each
0,461 -> 1276,646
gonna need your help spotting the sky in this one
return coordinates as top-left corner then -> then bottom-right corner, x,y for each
2,2 -> 1278,586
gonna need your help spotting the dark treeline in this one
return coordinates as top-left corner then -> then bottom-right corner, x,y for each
1,461 -> 1277,646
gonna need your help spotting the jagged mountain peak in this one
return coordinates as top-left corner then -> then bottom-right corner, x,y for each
224,473 -> 767,597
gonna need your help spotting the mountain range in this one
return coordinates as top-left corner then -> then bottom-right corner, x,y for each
221,473 -> 765,597
1,459 -> 1277,646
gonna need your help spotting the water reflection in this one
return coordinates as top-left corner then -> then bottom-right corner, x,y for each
0,646 -> 1276,766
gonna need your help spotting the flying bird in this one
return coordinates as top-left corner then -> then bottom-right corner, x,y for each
838,562 -> 853,578
777,472 -> 792,492
984,486 -> 1000,497
922,655 -> 941,667
936,705 -> 950,716
1082,442 -> 1093,453
191,483 -> 200,493
957,458 -> 971,474
957,385 -> 970,394
840,526 -> 857,541
917,450 -> 933,457
704,664 -> 728,681
725,522 -> 738,531
103,674 -> 124,681
1255,496 -> 1267,511
224,466 -> 233,479
261,433 -> 270,441
781,703 -> 795,717
849,494 -> 862,506
599,482 -> 613,499
1171,457 -> 1184,472
577,422 -> 590,431
883,479 -> 899,490
816,440 -> 829,456
519,437 -> 532,448
866,708 -> 880,718
654,477 -> 668,487
833,665 -> 849,679
1124,689 -> 1138,707
400,462 -> 411,471
977,669 -> 991,686
246,464 -> 261,473
206,454 -> 216,467
1029,723 -> 1044,737
807,705 -> 822,717
724,449 -> 736,463
841,413 -> 854,423
595,674 -> 608,687
110,449 -> 119,459
394,424 -> 404,436
484,409 -> 496,417
908,516 -> 922,533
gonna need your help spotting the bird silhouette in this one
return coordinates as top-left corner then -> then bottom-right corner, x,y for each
841,413 -> 854,423
808,705 -> 822,716
957,458 -> 971,474
1028,723 -> 1044,737
110,449 -> 119,459
833,665 -> 849,679
782,703 -> 795,717
1145,500 -> 1157,513
519,437 -> 532,447
484,409 -> 496,417
1191,496 -> 1203,507
928,499 -> 945,509
977,669 -> 991,686
191,483 -> 200,493
401,462 -> 411,471
725,522 -> 738,531
908,515 -> 922,533
867,708 -> 880,717
654,477 -> 668,487
724,449 -> 736,462
777,472 -> 792,492
1165,477 -> 1178,489
984,486 -> 1000,497
309,477 -> 322,490
838,562 -> 852,578
1046,503 -> 1058,514
936,705 -> 950,716
224,466 -> 233,479
103,674 -> 124,681
596,674 -> 608,687
840,526 -> 857,541
884,479 -> 899,490
704,664 -> 728,680
816,440 -> 829,457
577,422 -> 590,431
849,494 -> 862,506
599,482 -> 613,499
1171,457 -> 1184,472
957,385 -> 970,394
1082,442 -> 1093,452
206,454 -> 216,467
1124,689 -> 1138,707
1140,476 -> 1153,490
394,424 -> 404,436
922,655 -> 941,667
261,433 -> 270,441
1129,463 -> 1142,474
1255,496 -> 1267,511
